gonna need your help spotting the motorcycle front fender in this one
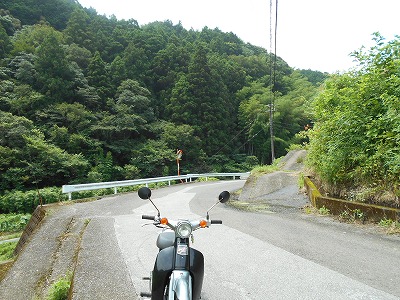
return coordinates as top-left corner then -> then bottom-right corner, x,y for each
169,270 -> 192,300
151,246 -> 204,300
151,246 -> 174,299
190,248 -> 204,300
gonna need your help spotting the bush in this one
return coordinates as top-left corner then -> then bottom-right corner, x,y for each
73,188 -> 114,200
307,34 -> 400,205
0,187 -> 67,214
0,213 -> 31,232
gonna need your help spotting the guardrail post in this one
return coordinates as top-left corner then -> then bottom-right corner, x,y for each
114,187 -> 117,194
68,193 -> 72,201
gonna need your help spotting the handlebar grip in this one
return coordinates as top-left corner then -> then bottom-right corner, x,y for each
142,215 -> 155,220
211,220 -> 222,224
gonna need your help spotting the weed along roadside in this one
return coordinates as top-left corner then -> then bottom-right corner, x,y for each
0,212 -> 36,281
304,176 -> 400,225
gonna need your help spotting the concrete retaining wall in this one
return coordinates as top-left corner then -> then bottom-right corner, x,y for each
13,205 -> 46,256
304,176 -> 400,222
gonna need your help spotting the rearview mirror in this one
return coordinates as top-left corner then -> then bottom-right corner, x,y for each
218,191 -> 230,203
138,187 -> 151,200
206,190 -> 230,219
138,187 -> 160,216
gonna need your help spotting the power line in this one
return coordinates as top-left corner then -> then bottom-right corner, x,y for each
212,120 -> 255,156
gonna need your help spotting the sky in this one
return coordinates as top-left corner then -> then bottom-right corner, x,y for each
77,0 -> 399,73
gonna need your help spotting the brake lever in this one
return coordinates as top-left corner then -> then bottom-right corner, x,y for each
141,222 -> 164,228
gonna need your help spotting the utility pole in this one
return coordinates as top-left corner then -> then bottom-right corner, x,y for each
269,0 -> 278,163
268,103 -> 275,163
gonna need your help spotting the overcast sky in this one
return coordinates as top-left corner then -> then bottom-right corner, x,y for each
77,0 -> 399,73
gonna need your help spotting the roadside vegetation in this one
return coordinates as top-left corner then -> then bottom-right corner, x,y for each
378,219 -> 400,234
250,158 -> 282,177
0,213 -> 30,233
46,272 -> 72,300
0,213 -> 30,262
306,33 -> 400,208
0,241 -> 17,261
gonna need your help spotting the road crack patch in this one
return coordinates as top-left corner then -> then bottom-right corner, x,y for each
35,216 -> 89,299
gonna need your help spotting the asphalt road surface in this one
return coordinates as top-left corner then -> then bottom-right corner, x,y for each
118,181 -> 400,299
1,179 -> 400,299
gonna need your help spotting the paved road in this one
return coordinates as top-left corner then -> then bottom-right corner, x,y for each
1,179 -> 400,299
119,181 -> 400,300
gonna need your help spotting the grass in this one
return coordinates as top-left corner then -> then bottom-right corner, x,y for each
304,205 -> 400,235
379,218 -> 400,234
47,272 -> 72,300
318,206 -> 330,215
228,200 -> 272,213
227,187 -> 272,213
298,172 -> 305,189
303,204 -> 317,214
195,176 -> 219,182
0,241 -> 18,261
251,160 -> 281,177
0,213 -> 27,263
303,204 -> 330,216
251,165 -> 277,176
0,215 -> 25,281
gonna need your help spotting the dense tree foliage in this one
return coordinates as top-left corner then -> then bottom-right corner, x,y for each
0,0 -> 319,207
307,33 -> 400,206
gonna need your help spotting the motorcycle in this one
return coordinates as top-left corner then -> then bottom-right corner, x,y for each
138,186 -> 230,300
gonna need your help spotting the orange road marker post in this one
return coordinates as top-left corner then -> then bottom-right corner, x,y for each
176,149 -> 183,183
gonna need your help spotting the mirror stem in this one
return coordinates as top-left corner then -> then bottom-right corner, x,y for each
148,198 -> 160,217
206,201 -> 220,219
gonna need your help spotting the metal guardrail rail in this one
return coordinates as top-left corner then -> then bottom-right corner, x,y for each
62,172 -> 250,200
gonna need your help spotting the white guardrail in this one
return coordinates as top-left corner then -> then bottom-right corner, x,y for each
62,172 -> 250,200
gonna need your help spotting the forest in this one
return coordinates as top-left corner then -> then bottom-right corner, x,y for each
1,0 -> 399,214
0,0 -> 326,206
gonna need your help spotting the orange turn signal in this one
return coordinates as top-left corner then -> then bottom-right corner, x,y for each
199,219 -> 207,228
160,218 -> 168,225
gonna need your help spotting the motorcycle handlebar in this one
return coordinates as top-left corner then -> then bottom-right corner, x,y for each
142,215 -> 155,220
210,220 -> 222,224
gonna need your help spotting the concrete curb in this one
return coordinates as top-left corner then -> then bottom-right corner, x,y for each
1,198 -> 139,299
304,176 -> 400,222
13,205 -> 46,256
